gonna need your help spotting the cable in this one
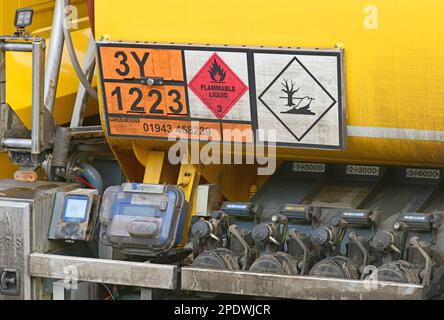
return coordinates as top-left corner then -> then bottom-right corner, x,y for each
100,284 -> 115,301
60,2 -> 98,100
73,175 -> 95,189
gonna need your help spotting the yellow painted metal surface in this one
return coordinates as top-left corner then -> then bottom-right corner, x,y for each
0,0 -> 97,179
95,0 -> 444,168
1,0 -> 97,129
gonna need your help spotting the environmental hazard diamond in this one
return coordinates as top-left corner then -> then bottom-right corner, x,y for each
188,53 -> 248,119
259,57 -> 337,141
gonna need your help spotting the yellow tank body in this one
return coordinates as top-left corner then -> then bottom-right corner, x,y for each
95,0 -> 444,172
0,0 -> 96,178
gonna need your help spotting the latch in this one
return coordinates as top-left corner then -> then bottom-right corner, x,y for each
0,268 -> 20,296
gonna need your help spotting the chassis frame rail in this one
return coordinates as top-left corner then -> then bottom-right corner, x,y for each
28,254 -> 424,300
29,253 -> 178,290
181,267 -> 424,300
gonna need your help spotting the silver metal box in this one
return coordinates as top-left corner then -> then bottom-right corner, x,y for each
0,180 -> 77,300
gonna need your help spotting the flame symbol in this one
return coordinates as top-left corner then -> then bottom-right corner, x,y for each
209,58 -> 227,82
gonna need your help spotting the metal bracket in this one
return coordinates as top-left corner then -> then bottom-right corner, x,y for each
0,35 -> 58,171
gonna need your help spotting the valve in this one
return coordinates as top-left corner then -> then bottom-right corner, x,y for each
310,217 -> 348,258
370,222 -> 409,263
252,214 -> 288,256
191,211 -> 229,258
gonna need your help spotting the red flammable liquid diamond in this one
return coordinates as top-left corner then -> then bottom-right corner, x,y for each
188,53 -> 248,119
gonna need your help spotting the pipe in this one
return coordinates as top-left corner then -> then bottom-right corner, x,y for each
61,4 -> 98,100
0,43 -> 33,52
79,163 -> 103,194
31,40 -> 45,155
70,35 -> 96,128
44,0 -> 69,114
2,138 -> 32,149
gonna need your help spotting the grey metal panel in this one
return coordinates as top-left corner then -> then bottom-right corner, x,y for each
181,268 -> 424,300
0,201 -> 31,300
302,181 -> 378,209
0,180 -> 80,300
29,253 -> 178,290
252,162 -> 326,217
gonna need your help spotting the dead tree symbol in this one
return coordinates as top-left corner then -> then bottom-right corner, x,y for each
281,79 -> 300,108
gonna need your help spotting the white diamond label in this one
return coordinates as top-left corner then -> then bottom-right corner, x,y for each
254,51 -> 345,149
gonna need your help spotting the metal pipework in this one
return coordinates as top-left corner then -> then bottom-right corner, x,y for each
44,0 -> 70,114
1,138 -> 32,149
77,163 -> 104,194
0,38 -> 46,156
70,35 -> 96,128
31,40 -> 45,155
0,42 -> 33,52
62,4 -> 98,101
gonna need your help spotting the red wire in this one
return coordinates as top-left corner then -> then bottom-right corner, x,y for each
73,175 -> 95,189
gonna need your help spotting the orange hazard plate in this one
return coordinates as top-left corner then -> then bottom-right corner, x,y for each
97,42 -> 254,143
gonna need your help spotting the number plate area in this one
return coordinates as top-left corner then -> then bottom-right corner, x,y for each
96,41 -> 345,148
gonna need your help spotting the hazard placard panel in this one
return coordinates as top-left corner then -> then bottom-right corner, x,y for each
97,42 -> 345,149
254,52 -> 344,148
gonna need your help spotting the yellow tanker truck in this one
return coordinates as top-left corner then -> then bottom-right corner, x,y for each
0,0 -> 443,300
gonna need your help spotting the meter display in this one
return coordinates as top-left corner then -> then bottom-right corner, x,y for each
49,189 -> 99,242
62,195 -> 90,222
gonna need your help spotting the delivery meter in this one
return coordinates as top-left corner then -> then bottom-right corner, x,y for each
99,183 -> 189,257
49,189 -> 99,241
